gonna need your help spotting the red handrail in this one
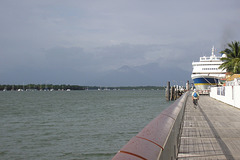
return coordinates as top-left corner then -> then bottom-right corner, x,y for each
112,92 -> 188,160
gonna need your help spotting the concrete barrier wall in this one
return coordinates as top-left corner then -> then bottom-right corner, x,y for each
210,86 -> 240,108
112,91 -> 189,160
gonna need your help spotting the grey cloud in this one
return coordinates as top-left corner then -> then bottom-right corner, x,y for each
0,0 -> 240,85
43,44 -> 171,72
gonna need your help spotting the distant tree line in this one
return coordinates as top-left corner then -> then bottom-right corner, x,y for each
0,84 -> 86,91
0,84 -> 165,91
110,86 -> 165,90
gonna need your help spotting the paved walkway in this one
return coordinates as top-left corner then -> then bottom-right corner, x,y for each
178,95 -> 240,160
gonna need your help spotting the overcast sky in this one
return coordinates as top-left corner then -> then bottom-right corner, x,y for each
1,0 -> 240,86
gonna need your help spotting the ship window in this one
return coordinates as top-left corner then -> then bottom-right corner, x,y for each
202,68 -> 219,70
204,68 -> 216,70
195,64 -> 221,66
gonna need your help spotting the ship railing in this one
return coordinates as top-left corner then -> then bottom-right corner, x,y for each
112,91 -> 189,160
200,57 -> 221,61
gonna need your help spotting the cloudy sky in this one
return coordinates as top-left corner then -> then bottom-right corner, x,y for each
0,0 -> 240,86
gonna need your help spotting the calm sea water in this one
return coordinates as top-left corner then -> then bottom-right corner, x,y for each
0,90 -> 172,160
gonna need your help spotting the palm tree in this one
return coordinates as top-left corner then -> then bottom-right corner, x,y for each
219,41 -> 240,74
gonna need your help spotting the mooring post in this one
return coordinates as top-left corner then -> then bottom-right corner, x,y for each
166,81 -> 170,101
186,80 -> 190,91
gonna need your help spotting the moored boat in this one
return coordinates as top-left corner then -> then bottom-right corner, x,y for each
191,46 -> 226,93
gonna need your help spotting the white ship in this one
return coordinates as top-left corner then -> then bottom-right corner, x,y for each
191,46 -> 226,92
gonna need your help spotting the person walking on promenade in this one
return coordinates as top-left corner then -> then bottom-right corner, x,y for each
192,89 -> 199,108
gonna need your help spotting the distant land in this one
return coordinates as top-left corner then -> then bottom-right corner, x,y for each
0,84 -> 165,91
1,63 -> 191,87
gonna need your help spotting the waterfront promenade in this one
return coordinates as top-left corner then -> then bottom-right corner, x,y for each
178,95 -> 240,159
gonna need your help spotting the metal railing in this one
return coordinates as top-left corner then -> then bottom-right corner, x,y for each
112,91 -> 189,160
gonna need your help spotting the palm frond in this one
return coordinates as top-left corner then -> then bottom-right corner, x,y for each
219,41 -> 240,74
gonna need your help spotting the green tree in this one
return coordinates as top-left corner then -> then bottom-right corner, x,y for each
219,41 -> 240,74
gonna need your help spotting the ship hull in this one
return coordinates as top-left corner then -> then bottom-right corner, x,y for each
192,76 -> 219,90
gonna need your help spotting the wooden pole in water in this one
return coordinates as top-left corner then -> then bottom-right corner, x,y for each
166,81 -> 170,101
171,86 -> 175,100
186,80 -> 190,90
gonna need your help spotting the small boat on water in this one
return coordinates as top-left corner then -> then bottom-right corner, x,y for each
191,46 -> 226,93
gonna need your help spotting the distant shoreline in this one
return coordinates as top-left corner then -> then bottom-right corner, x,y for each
0,84 -> 165,91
